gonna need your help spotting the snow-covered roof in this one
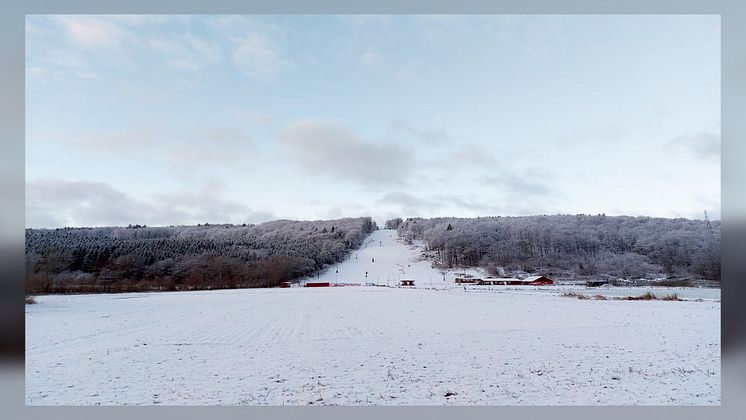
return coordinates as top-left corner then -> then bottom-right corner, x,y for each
492,278 -> 542,283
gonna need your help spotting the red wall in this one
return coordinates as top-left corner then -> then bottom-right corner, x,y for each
530,278 -> 553,285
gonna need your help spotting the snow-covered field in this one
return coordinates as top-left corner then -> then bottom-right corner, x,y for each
26,230 -> 720,405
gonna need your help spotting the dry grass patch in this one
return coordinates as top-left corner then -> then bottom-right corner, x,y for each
623,292 -> 657,301
562,290 -> 687,302
563,291 -> 589,300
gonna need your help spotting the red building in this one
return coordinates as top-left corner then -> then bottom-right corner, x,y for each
489,276 -> 554,285
305,282 -> 331,287
524,276 -> 553,285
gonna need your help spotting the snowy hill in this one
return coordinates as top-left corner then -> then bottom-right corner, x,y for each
300,229 -> 483,287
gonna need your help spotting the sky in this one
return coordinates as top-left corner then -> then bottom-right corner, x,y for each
25,15 -> 721,228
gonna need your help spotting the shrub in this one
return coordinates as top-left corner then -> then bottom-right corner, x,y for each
564,290 -> 686,302
624,292 -> 657,300
25,296 -> 37,304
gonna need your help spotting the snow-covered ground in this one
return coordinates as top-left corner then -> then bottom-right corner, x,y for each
26,230 -> 720,405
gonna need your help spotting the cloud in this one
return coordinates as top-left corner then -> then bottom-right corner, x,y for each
422,142 -> 501,177
149,35 -> 223,71
451,143 -> 501,167
201,16 -> 292,79
56,16 -> 130,49
375,189 -> 558,219
35,15 -> 285,82
26,49 -> 100,83
556,124 -> 631,148
393,61 -> 422,83
280,119 -> 415,187
25,66 -> 47,80
386,120 -> 451,145
232,33 -> 291,78
668,131 -> 720,162
67,128 -> 153,153
482,173 -> 553,198
62,126 -> 259,172
433,194 -> 512,216
53,15 -> 176,50
377,191 -> 498,219
359,50 -> 386,70
26,179 -> 148,227
26,178 -> 275,228
105,15 -> 174,26
154,181 -> 274,224
378,192 -> 439,216
28,16 -> 144,77
324,207 -> 344,219
172,127 -> 259,172
205,15 -> 267,38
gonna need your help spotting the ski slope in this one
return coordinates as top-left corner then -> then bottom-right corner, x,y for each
25,230 -> 721,406
301,229 -> 479,287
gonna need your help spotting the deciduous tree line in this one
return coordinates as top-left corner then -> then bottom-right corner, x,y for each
26,217 -> 377,293
392,215 -> 720,281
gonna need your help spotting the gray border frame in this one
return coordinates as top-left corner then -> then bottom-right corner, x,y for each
3,1 -> 744,419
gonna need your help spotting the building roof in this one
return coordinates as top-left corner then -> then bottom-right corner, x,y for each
524,275 -> 549,282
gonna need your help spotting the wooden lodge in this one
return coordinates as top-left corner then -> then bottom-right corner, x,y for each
489,278 -> 525,286
523,275 -> 554,285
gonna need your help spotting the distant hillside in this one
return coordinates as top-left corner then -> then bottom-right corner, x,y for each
25,217 -> 377,293
391,215 -> 720,281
